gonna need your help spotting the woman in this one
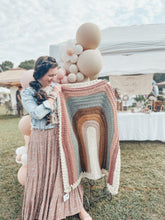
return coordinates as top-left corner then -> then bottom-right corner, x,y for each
21,56 -> 92,220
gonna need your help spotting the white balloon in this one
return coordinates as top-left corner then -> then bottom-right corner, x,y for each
68,73 -> 77,83
63,53 -> 71,62
63,62 -> 71,72
74,44 -> 83,55
76,72 -> 85,82
70,54 -> 78,63
16,146 -> 26,155
60,39 -> 76,62
21,154 -> 27,166
69,64 -> 78,74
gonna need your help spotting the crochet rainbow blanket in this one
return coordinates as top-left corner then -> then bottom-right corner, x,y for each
57,80 -> 120,195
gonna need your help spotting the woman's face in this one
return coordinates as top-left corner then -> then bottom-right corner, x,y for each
39,67 -> 58,87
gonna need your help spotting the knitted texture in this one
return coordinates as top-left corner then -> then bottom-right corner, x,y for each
57,80 -> 120,195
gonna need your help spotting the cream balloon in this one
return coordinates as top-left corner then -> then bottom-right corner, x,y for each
68,73 -> 77,83
70,54 -> 78,63
74,44 -> 83,55
61,76 -> 69,84
63,62 -> 71,73
76,72 -> 85,82
89,73 -> 99,80
82,77 -> 90,82
77,49 -> 103,77
76,23 -> 101,50
21,69 -> 34,89
17,166 -> 27,186
69,64 -> 78,74
18,115 -> 31,136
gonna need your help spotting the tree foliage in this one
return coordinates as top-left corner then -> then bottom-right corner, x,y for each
0,61 -> 14,72
18,59 -> 35,70
134,95 -> 145,102
153,73 -> 165,83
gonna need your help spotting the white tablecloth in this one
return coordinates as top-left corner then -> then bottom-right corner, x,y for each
118,112 -> 165,141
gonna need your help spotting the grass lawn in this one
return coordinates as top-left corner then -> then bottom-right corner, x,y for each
0,104 -> 165,220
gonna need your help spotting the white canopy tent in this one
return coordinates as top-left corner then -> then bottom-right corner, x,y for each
99,24 -> 165,55
0,87 -> 10,94
50,23 -> 165,77
99,24 -> 165,76
0,87 -> 10,104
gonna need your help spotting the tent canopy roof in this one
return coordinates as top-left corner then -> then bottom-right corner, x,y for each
0,87 -> 10,94
99,24 -> 165,76
100,51 -> 165,76
99,23 -> 165,55
49,23 -> 165,77
0,68 -> 26,87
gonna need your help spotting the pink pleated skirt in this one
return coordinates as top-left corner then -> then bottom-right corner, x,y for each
22,126 -> 83,220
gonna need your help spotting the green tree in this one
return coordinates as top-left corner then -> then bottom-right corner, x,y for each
18,59 -> 35,70
0,60 -> 14,72
153,73 -> 165,83
134,95 -> 145,102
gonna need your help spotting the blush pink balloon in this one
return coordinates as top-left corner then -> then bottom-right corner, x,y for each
17,166 -> 27,186
53,75 -> 61,84
21,69 -> 34,89
56,68 -> 66,80
67,48 -> 74,56
61,76 -> 69,84
18,115 -> 31,136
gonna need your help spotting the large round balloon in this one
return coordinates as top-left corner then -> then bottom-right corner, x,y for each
77,49 -> 103,77
76,23 -> 101,50
18,115 -> 31,136
17,166 -> 27,186
21,69 -> 34,89
89,73 -> 99,80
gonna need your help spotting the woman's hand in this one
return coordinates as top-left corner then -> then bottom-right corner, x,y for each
48,97 -> 55,107
48,85 -> 61,99
47,85 -> 61,107
52,84 -> 61,93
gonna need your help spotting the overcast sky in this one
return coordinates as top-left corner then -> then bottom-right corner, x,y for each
0,0 -> 165,67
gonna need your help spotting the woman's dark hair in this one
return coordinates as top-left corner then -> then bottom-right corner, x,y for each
30,56 -> 58,92
29,56 -> 58,125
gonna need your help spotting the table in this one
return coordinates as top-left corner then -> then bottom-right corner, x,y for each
117,112 -> 165,141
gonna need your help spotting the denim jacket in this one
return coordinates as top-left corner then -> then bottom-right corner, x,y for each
21,83 -> 57,130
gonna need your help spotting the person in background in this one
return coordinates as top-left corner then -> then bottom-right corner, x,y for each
16,85 -> 23,117
152,80 -> 159,96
